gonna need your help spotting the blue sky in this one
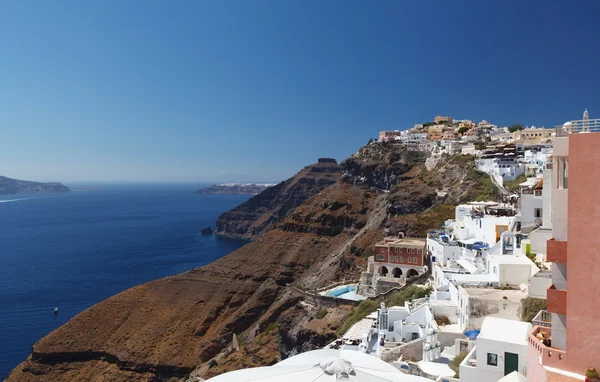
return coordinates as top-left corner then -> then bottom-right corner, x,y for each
1,1 -> 599,183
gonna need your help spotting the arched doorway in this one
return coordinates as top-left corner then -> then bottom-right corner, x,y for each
378,266 -> 388,277
392,267 -> 402,279
406,269 -> 419,278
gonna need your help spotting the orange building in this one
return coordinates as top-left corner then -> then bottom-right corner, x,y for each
527,131 -> 600,381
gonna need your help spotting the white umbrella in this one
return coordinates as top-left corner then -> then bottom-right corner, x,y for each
206,349 -> 432,382
498,371 -> 528,382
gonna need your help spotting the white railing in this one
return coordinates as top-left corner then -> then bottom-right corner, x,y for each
555,119 -> 600,136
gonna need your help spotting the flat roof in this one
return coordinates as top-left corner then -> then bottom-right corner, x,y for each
342,318 -> 374,341
377,238 -> 426,247
463,287 -> 528,302
479,317 -> 531,345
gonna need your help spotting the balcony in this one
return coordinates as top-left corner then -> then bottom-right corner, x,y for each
531,310 -> 552,328
546,239 -> 567,263
547,285 -> 567,315
528,326 -> 568,369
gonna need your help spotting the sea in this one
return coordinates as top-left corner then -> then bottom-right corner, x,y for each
0,184 -> 250,379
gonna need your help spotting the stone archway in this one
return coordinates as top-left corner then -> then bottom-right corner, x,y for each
406,269 -> 419,278
392,267 -> 402,279
378,266 -> 388,277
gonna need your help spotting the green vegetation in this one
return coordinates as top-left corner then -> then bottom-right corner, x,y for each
458,127 -> 469,134
208,359 -> 218,369
450,351 -> 469,378
466,168 -> 498,201
363,191 -> 371,199
508,124 -> 524,133
521,297 -> 547,322
338,300 -> 380,335
315,308 -> 328,319
264,321 -> 278,334
503,174 -> 527,191
585,368 -> 599,378
385,285 -> 433,307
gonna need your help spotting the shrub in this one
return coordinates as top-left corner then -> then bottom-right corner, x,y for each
315,308 -> 328,319
434,315 -> 452,326
363,191 -> 371,199
208,359 -> 218,369
265,321 -> 278,333
521,297 -> 547,322
386,285 -> 433,307
449,351 -> 469,377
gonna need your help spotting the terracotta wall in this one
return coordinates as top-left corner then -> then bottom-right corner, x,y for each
565,133 -> 600,373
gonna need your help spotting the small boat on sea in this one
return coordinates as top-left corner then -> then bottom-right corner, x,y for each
53,307 -> 59,315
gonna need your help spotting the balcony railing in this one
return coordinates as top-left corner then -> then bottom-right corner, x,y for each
528,326 -> 568,368
555,119 -> 600,136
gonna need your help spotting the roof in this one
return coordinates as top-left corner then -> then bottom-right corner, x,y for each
417,361 -> 455,378
479,317 -> 531,345
342,318 -> 374,341
457,259 -> 479,274
463,287 -> 528,302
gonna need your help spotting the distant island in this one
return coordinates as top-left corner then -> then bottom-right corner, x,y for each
0,176 -> 71,195
195,183 -> 277,196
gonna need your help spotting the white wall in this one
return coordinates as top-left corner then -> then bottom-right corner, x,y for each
529,275 -> 552,299
498,263 -> 532,286
520,193 -> 543,226
469,338 -> 529,382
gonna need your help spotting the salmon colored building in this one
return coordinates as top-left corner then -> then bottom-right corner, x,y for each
527,131 -> 600,381
370,237 -> 426,280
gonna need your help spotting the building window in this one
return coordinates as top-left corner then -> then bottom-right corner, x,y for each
408,257 -> 412,263
487,353 -> 498,366
534,208 -> 542,218
418,249 -> 422,254
414,257 -> 418,263
376,254 -> 385,261
395,247 -> 399,253
395,256 -> 399,262
400,256 -> 404,262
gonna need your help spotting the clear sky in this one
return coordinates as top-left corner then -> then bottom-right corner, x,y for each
1,1 -> 599,183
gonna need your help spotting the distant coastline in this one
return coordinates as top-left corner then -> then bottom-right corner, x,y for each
0,176 -> 70,195
195,183 -> 277,196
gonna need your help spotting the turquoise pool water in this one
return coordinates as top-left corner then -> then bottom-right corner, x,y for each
325,285 -> 366,301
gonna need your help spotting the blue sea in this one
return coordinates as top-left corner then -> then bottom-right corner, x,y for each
0,185 -> 249,379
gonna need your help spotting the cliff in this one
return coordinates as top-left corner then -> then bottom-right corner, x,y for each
7,145 -> 500,382
0,176 -> 70,195
215,158 -> 341,239
195,183 -> 276,196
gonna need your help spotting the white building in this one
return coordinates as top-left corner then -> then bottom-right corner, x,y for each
460,317 -> 532,381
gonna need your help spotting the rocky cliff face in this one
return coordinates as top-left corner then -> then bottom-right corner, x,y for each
215,158 -> 341,239
7,145 -> 500,382
0,176 -> 70,195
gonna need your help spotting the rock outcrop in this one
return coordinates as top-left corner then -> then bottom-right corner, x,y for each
215,159 -> 341,239
0,176 -> 70,195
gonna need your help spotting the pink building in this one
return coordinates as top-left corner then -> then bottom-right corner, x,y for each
379,130 -> 402,142
527,131 -> 600,381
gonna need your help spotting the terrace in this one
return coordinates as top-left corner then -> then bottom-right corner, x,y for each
528,326 -> 568,369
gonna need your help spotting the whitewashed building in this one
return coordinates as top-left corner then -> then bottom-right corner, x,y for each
460,317 -> 532,381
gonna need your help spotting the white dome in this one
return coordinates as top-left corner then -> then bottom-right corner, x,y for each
563,121 -> 573,127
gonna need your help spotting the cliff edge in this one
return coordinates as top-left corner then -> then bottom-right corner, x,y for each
215,158 -> 341,240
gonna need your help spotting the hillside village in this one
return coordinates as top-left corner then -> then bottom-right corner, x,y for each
206,110 -> 600,382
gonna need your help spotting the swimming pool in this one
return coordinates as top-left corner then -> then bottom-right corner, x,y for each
325,285 -> 366,301
326,285 -> 356,297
